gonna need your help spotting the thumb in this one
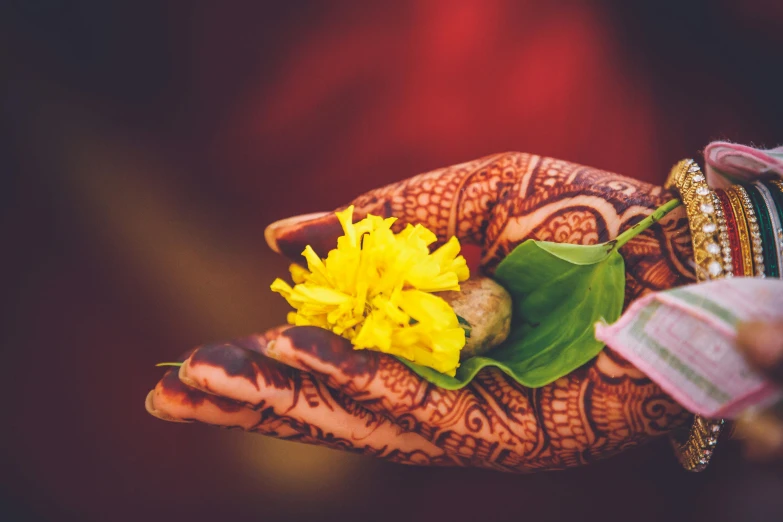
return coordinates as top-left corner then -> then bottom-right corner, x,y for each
264,152 -> 521,263
264,211 -> 343,262
736,320 -> 783,383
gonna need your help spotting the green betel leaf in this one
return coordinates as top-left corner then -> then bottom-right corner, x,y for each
396,199 -> 680,390
397,240 -> 624,389
489,240 -> 625,385
456,315 -> 472,338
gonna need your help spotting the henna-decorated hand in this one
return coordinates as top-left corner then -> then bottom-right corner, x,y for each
147,152 -> 697,472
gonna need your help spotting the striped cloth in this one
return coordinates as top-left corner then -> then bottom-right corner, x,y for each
595,278 -> 783,419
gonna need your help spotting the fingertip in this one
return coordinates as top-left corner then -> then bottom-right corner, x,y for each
736,321 -> 761,353
265,211 -> 339,259
177,358 -> 199,390
145,389 -> 190,423
181,341 -> 263,395
260,325 -> 292,345
735,413 -> 783,462
181,339 -> 299,407
276,326 -> 378,378
147,382 -> 263,429
736,321 -> 783,382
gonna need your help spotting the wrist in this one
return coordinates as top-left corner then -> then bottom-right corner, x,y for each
655,194 -> 697,285
617,188 -> 695,305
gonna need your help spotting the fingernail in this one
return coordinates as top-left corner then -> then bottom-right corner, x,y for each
264,211 -> 331,253
262,339 -> 279,359
144,390 -> 191,423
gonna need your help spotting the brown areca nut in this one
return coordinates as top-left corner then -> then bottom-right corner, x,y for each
440,277 -> 512,360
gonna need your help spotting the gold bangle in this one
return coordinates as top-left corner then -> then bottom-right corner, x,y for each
670,417 -> 725,471
711,191 -> 734,276
726,186 -> 755,276
664,159 -> 725,280
735,185 -> 766,277
665,158 -> 726,471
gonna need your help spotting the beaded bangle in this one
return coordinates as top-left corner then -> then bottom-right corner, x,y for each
744,183 -> 779,278
725,187 -> 754,276
665,159 -> 725,280
769,180 -> 783,261
711,191 -> 734,276
670,417 -> 725,472
757,181 -> 783,273
736,185 -> 766,277
771,180 -> 783,241
665,159 -> 726,471
715,190 -> 741,276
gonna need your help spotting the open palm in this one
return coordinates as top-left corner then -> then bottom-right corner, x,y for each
146,152 -> 695,472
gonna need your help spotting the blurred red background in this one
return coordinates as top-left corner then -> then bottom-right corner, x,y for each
3,1 -> 783,521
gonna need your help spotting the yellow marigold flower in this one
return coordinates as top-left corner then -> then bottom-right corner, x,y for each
271,206 -> 470,376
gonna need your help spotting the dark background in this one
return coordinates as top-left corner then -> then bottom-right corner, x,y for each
3,1 -> 783,521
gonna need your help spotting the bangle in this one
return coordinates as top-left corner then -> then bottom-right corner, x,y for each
762,179 -> 783,236
770,179 -> 783,205
664,159 -> 725,280
665,159 -> 727,471
756,182 -> 783,272
744,183 -> 778,277
715,190 -> 741,276
770,180 -> 783,257
725,187 -> 754,276
664,163 -> 782,470
670,417 -> 725,472
735,185 -> 766,277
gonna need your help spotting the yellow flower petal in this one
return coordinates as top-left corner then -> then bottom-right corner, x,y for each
431,237 -> 470,282
302,245 -> 331,283
353,312 -> 392,351
270,278 -> 293,296
291,285 -> 350,306
372,295 -> 410,325
289,263 -> 310,284
414,272 -> 460,293
335,205 -> 357,247
398,290 -> 458,329
354,214 -> 395,239
272,207 -> 468,376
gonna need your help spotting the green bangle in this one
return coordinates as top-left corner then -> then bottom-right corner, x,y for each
744,183 -> 779,278
761,180 -> 783,264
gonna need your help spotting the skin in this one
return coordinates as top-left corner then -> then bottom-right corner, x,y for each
146,152 -> 698,472
735,320 -> 783,461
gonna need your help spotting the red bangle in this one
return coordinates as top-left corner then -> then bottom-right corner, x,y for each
715,189 -> 745,276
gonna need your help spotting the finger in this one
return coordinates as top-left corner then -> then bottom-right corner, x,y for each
262,327 -> 503,449
734,412 -> 783,462
265,152 -> 669,275
265,327 -> 695,472
736,321 -> 783,383
177,336 -> 454,464
146,366 -> 301,436
265,152 -> 522,261
146,367 -> 414,451
146,346 -> 301,435
264,211 -> 343,263
265,327 -> 553,472
146,342 -> 454,464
